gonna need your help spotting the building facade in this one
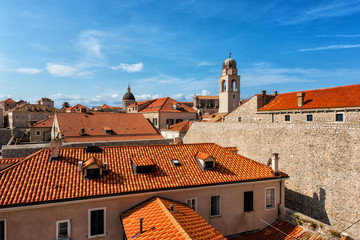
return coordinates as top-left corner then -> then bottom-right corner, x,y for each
0,143 -> 287,239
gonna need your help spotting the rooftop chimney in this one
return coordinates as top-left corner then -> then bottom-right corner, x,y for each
297,92 -> 305,107
139,218 -> 144,234
49,138 -> 62,160
173,137 -> 182,144
274,91 -> 278,96
78,161 -> 83,172
271,153 -> 279,175
170,204 -> 174,211
261,90 -> 266,97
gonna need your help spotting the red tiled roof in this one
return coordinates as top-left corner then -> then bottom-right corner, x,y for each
259,84 -> 360,111
82,156 -> 103,168
196,96 -> 219,100
196,152 -> 210,160
30,115 -> 54,128
132,157 -> 155,167
0,158 -> 24,165
129,97 -> 196,113
121,197 -> 225,240
229,219 -> 326,240
0,143 -> 287,207
161,120 -> 194,132
2,98 -> 16,103
65,104 -> 91,111
99,104 -> 121,110
209,113 -> 227,122
55,112 -> 163,142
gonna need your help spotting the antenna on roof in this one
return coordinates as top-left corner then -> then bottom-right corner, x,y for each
229,52 -> 232,58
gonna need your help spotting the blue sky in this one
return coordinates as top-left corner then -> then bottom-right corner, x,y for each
1,0 -> 360,108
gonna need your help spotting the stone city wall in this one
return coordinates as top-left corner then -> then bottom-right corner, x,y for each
0,128 -> 12,146
183,122 -> 360,238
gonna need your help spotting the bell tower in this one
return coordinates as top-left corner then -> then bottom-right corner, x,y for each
219,54 -> 240,113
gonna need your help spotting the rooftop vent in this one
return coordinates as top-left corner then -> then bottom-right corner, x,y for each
131,157 -> 155,174
171,159 -> 181,167
85,145 -> 102,154
195,152 -> 215,170
49,138 -> 62,161
173,102 -> 182,110
103,126 -> 113,134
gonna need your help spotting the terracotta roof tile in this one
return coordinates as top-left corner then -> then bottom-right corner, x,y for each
121,197 -> 225,240
196,152 -> 210,160
0,158 -> 24,164
65,104 -> 91,112
161,120 -> 194,132
196,96 -> 219,100
259,84 -> 360,111
132,157 -> 155,166
10,104 -> 57,113
1,98 -> 16,103
55,112 -> 163,142
99,104 -> 122,110
228,219 -> 326,240
129,97 -> 196,113
30,115 -> 54,128
0,143 -> 287,207
82,156 -> 103,168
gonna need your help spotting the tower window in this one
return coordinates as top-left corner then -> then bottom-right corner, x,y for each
336,113 -> 343,122
232,80 -> 237,91
222,81 -> 226,92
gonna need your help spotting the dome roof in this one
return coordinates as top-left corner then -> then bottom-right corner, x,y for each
122,85 -> 135,101
222,57 -> 236,69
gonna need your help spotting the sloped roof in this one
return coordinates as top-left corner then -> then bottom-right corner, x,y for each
259,84 -> 360,111
9,104 -> 57,113
65,104 -> 91,112
121,197 -> 225,240
128,97 -> 196,113
99,104 -> 122,110
161,120 -> 194,132
82,156 -> 103,168
0,143 -> 287,207
1,98 -> 16,103
0,158 -> 24,165
195,96 -> 219,100
30,115 -> 54,128
229,219 -> 326,240
55,112 -> 163,142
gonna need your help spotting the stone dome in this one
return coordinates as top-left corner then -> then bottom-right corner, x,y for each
122,85 -> 135,100
222,57 -> 236,69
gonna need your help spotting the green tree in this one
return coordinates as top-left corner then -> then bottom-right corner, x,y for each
62,102 -> 70,109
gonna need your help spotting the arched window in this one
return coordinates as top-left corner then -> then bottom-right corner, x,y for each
232,80 -> 237,91
222,80 -> 226,92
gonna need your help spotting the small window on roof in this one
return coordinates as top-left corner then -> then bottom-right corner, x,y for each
131,157 -> 155,174
195,152 -> 215,170
171,159 -> 181,167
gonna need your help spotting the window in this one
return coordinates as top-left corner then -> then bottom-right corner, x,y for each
35,130 -> 41,136
166,119 -> 174,125
204,161 -> 214,169
171,159 -> 181,167
186,198 -> 197,211
238,117 -> 242,122
244,191 -> 253,212
285,115 -> 290,122
56,220 -> 71,239
89,208 -> 106,238
86,169 -> 101,179
0,220 -> 5,240
336,113 -> 343,122
265,188 -> 275,209
210,195 -> 221,216
306,114 -> 313,122
153,118 -> 158,126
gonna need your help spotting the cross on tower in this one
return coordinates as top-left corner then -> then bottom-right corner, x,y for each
229,53 -> 232,58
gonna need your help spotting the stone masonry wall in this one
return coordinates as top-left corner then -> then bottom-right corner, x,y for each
183,122 -> 360,238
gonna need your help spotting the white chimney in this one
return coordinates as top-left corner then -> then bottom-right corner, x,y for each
271,153 -> 279,174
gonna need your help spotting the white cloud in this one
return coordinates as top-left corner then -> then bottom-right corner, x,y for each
201,90 -> 210,95
17,68 -> 43,74
46,63 -> 93,77
111,94 -> 118,98
316,34 -> 360,38
298,44 -> 360,52
78,30 -> 104,58
46,63 -> 78,77
198,61 -> 215,66
110,62 -> 143,73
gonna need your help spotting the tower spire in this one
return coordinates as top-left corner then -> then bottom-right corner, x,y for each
229,52 -> 232,58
